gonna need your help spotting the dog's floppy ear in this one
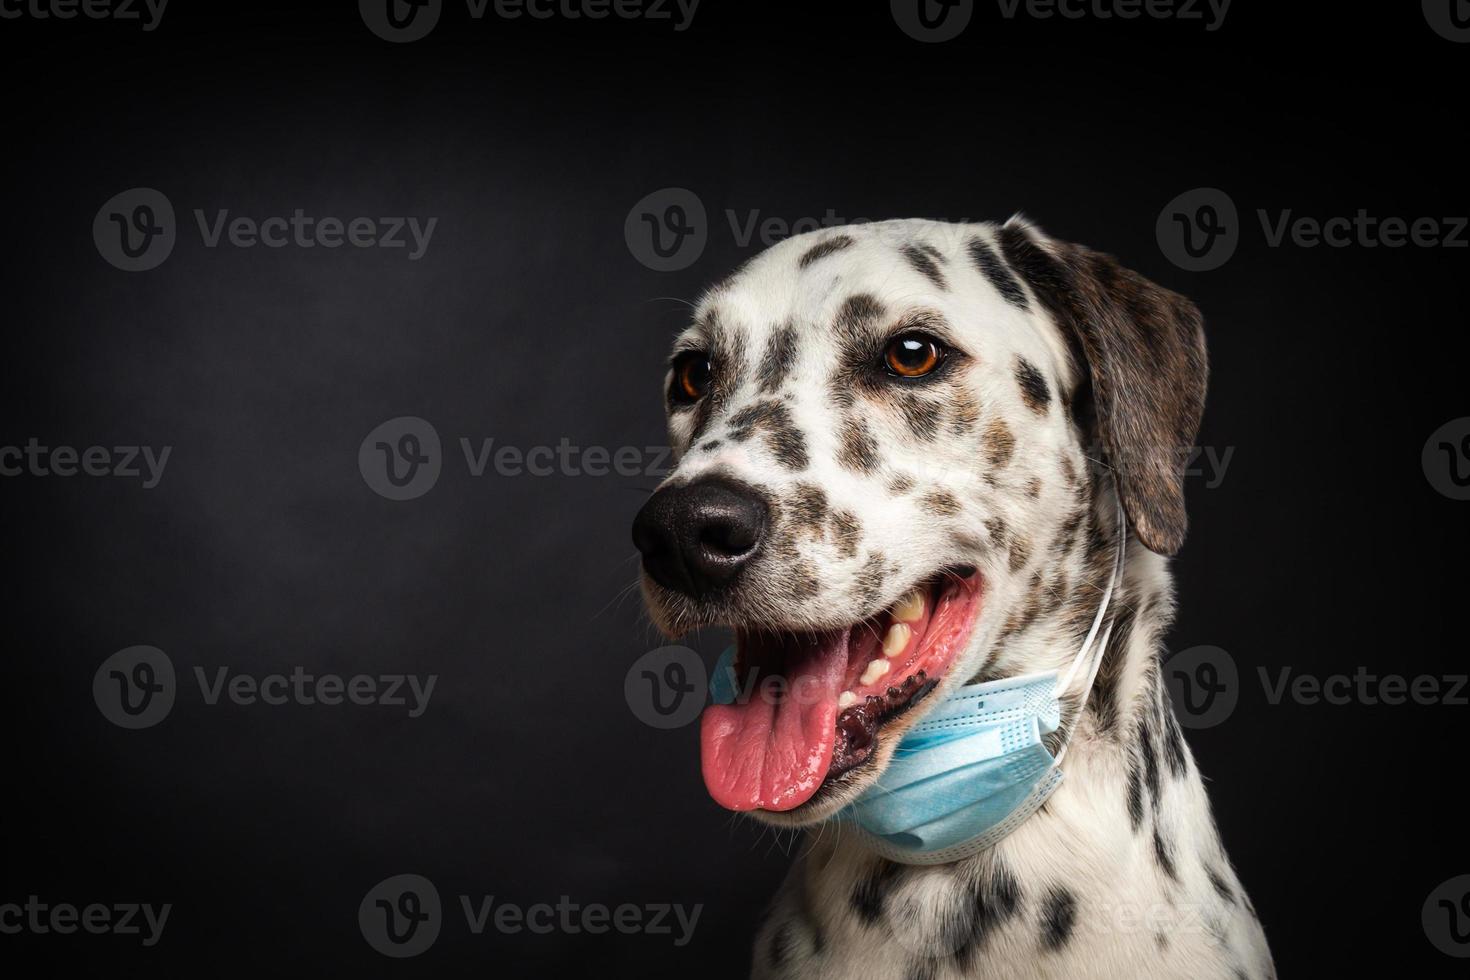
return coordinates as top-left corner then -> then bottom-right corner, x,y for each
997,218 -> 1208,557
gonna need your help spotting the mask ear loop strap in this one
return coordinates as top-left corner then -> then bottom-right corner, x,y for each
1052,496 -> 1128,766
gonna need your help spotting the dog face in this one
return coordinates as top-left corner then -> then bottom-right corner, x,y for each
632,217 -> 1206,825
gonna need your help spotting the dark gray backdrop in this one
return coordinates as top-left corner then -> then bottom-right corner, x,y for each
3,2 -> 1468,976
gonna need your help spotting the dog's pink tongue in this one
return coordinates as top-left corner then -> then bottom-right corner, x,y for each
699,631 -> 847,812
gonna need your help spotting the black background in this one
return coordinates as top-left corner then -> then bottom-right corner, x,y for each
2,1 -> 1468,976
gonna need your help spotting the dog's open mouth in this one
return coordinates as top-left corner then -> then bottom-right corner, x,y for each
699,567 -> 983,812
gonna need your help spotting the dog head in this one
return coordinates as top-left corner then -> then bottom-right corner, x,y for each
632,217 -> 1206,825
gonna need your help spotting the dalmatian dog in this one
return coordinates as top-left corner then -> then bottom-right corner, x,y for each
631,217 -> 1274,979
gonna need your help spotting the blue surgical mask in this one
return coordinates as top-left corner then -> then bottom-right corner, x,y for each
840,503 -> 1127,865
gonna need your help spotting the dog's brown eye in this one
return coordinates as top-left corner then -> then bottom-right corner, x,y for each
671,352 -> 712,404
884,334 -> 945,378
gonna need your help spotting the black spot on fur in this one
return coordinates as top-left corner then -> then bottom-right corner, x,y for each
684,309 -> 749,440
952,862 -> 1022,970
789,483 -> 829,532
831,509 -> 862,558
887,474 -> 915,495
1140,713 -> 1161,813
1039,887 -> 1077,952
921,490 -> 961,517
895,393 -> 945,441
1053,506 -> 1086,558
798,233 -> 856,269
950,393 -> 981,435
854,552 -> 888,609
1008,535 -> 1032,573
1126,754 -> 1145,831
983,419 -> 1015,467
838,416 -> 881,473
834,293 -> 888,347
984,516 -> 1009,547
728,399 -> 809,470
968,236 -> 1029,309
902,243 -> 948,290
757,323 -> 799,393
1089,602 -> 1135,737
829,293 -> 890,408
1207,866 -> 1237,905
1016,357 -> 1052,413
852,860 -> 902,925
1153,826 -> 1179,883
1161,701 -> 1188,778
786,561 -> 821,602
1060,454 -> 1079,487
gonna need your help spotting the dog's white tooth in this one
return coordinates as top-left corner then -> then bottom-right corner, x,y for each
860,658 -> 891,687
893,590 -> 925,623
838,691 -> 858,709
883,622 -> 911,657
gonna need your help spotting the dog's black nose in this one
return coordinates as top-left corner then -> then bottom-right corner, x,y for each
632,478 -> 769,599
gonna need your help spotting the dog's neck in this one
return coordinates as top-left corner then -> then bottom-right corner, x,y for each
966,477 -> 1166,746
839,484 -> 1181,861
